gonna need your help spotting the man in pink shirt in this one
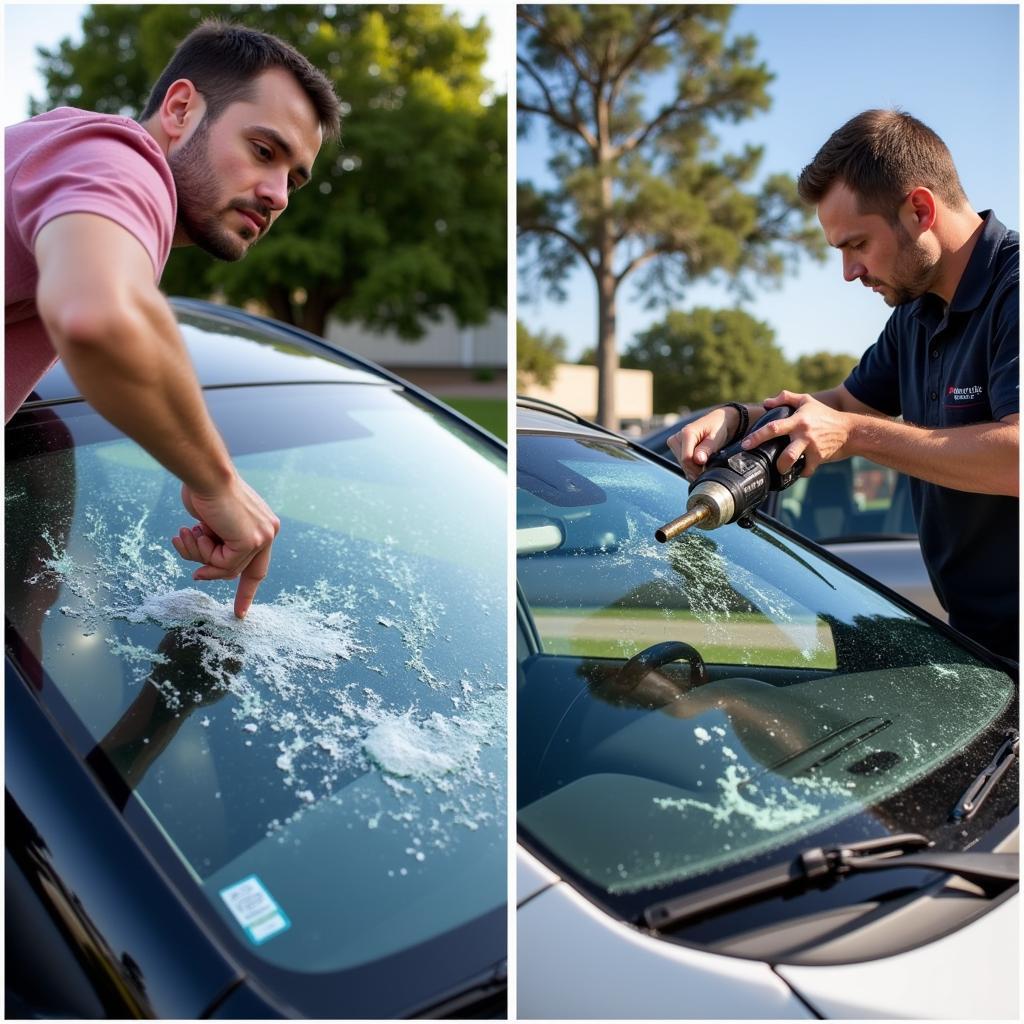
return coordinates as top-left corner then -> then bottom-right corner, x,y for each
5,21 -> 340,618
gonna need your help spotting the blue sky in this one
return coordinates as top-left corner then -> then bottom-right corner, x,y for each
518,4 -> 1020,362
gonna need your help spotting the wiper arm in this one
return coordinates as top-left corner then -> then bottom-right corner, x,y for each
950,730 -> 1019,822
642,832 -> 1018,932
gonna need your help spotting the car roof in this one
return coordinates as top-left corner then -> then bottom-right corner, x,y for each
516,396 -> 627,442
24,298 -> 392,407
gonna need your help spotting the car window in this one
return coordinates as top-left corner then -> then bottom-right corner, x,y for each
516,432 -> 1014,901
777,456 -> 916,542
6,374 -> 507,977
519,434 -> 841,670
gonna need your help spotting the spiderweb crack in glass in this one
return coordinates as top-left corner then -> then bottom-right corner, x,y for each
124,588 -> 365,696
26,500 -> 506,857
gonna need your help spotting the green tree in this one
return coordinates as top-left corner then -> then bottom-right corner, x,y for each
793,351 -> 859,393
517,5 -> 825,427
517,320 -> 567,388
623,307 -> 790,413
31,4 -> 506,338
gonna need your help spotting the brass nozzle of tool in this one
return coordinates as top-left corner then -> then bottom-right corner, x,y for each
654,504 -> 712,542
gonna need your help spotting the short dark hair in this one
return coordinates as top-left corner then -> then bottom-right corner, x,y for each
140,20 -> 341,140
797,109 -> 968,220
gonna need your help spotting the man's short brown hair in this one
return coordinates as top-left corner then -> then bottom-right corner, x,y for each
797,109 -> 968,220
140,20 -> 341,140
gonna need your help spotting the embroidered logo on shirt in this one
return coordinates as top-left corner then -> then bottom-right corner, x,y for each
945,384 -> 985,406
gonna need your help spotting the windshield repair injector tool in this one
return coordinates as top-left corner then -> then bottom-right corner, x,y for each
655,406 -> 807,542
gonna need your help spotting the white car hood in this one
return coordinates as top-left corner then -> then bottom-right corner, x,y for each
517,845 -> 1019,1020
777,890 -> 1019,1020
516,848 -> 813,1019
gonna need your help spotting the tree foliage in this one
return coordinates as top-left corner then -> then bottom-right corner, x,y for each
31,4 -> 506,338
622,307 -> 790,413
517,320 -> 568,389
793,351 -> 859,393
517,4 -> 825,426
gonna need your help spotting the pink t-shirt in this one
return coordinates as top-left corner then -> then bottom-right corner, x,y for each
5,108 -> 177,421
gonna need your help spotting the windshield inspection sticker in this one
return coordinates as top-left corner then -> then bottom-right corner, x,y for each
219,875 -> 291,945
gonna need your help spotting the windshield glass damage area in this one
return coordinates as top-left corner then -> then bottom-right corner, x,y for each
517,434 -> 1014,898
6,383 -> 507,973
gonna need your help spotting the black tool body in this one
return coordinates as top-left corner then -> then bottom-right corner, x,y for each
689,405 -> 806,526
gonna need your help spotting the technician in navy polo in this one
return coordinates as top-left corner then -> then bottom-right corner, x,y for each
667,109 -> 1018,661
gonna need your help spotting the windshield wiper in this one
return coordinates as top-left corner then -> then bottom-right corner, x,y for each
642,832 -> 1018,932
950,730 -> 1019,822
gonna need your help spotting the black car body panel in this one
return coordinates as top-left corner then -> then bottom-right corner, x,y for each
6,302 -> 508,1018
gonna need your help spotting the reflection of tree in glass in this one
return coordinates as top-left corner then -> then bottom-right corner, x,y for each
825,613 -> 959,674
744,524 -> 839,592
6,413 -> 77,688
666,533 -> 756,616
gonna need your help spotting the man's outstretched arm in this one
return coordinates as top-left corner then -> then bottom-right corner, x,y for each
744,389 -> 1019,496
34,212 -> 279,617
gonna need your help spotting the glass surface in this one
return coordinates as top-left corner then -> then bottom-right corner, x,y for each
517,434 -> 1012,896
7,383 -> 507,973
776,456 -> 914,541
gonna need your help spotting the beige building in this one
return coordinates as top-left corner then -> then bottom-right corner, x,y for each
520,363 -> 653,429
322,310 -> 506,397
325,310 -> 506,369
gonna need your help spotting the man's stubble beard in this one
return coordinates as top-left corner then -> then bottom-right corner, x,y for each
881,221 -> 941,307
168,117 -> 248,263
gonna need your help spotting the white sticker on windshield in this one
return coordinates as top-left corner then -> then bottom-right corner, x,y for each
219,875 -> 291,945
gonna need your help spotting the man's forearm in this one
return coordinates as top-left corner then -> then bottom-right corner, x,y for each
848,414 -> 1018,495
46,287 -> 235,496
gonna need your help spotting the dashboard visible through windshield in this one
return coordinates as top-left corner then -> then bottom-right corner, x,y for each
517,431 -> 1016,917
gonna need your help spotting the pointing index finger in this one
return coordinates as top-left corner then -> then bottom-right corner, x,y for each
234,545 -> 271,619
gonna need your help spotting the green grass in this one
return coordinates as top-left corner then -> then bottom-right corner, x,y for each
440,397 -> 507,440
539,636 -> 836,669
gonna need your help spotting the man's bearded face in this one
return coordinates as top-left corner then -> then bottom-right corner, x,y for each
864,220 -> 941,307
168,115 -> 261,262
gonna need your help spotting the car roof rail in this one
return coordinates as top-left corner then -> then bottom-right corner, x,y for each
516,395 -> 623,439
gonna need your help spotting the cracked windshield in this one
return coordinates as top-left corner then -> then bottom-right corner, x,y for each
517,435 -> 1012,896
6,380 -> 506,972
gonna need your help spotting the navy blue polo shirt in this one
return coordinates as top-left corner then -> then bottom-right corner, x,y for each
844,211 -> 1019,658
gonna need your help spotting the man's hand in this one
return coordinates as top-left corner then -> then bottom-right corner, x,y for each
171,477 -> 280,619
666,406 -> 738,481
741,391 -> 854,476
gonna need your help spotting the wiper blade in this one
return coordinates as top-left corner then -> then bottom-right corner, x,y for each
950,730 -> 1019,822
642,832 -> 1018,932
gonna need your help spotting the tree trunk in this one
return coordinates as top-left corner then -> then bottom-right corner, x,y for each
594,81 -> 618,429
265,283 -> 294,326
595,267 -> 618,428
299,289 -> 332,339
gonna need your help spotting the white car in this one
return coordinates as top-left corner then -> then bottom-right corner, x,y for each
517,397 -> 1018,1020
